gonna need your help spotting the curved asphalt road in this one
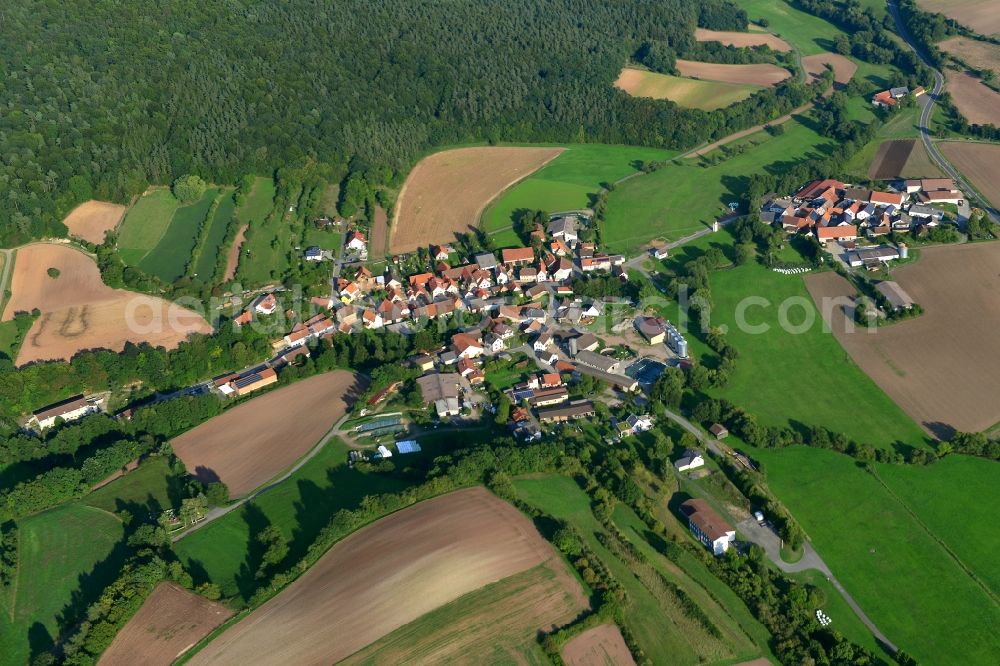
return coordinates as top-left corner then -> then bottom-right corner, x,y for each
886,0 -> 1000,223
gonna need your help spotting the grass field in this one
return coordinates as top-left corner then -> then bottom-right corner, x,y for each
117,189 -> 180,265
482,144 -> 674,236
137,188 -> 219,282
753,447 -> 1000,666
173,438 -> 411,601
236,178 -> 291,285
84,456 -> 178,515
194,190 -> 237,279
514,475 -> 772,666
602,116 -> 835,253
733,0 -> 844,55
0,504 -> 125,665
614,68 -> 762,111
703,261 -> 929,449
0,315 -> 32,363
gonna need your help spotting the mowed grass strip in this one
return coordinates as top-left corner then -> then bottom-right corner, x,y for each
483,143 -> 674,234
704,261 -> 928,449
194,189 -> 237,279
614,67 -> 760,111
138,188 -> 219,282
753,447 -> 1000,666
0,504 -> 125,665
602,116 -> 835,253
117,189 -> 180,263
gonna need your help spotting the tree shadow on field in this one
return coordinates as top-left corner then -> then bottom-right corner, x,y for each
27,622 -> 54,663
52,539 -> 130,648
234,504 -> 273,602
923,421 -> 956,442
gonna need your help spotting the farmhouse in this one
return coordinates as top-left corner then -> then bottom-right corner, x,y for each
231,367 -> 278,397
571,333 -> 600,354
847,245 -> 901,269
254,293 -> 278,315
527,386 -> 570,408
681,499 -> 735,556
816,225 -> 857,243
501,247 -> 535,266
871,86 -> 909,108
636,316 -> 666,344
537,400 -> 596,423
919,190 -> 963,205
876,281 -> 916,310
416,372 -> 462,404
574,349 -> 620,374
548,216 -> 578,243
29,394 -> 100,430
674,448 -> 705,472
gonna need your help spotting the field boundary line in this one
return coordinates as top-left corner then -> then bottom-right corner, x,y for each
868,467 -> 1000,608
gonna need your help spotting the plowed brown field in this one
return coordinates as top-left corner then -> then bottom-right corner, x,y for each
171,370 -> 364,496
939,141 -> 1000,207
391,146 -> 564,254
98,583 -> 232,666
675,60 -> 790,86
945,70 -> 1000,126
563,624 -> 636,666
370,206 -> 389,260
694,28 -> 790,51
805,243 -> 1000,436
3,244 -> 211,366
62,201 -> 127,244
189,487 -> 568,665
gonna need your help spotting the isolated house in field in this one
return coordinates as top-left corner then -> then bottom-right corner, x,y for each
876,281 -> 915,310
29,395 -> 99,430
709,423 -> 729,439
681,499 -> 735,556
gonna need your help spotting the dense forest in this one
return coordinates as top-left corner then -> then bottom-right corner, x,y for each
2,0 -> 770,245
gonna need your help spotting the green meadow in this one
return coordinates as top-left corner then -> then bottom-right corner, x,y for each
603,116 -> 835,253
137,188 -> 219,282
482,143 -> 674,238
194,189 -> 238,279
733,0 -> 844,55
116,188 -> 180,265
753,447 -> 1000,666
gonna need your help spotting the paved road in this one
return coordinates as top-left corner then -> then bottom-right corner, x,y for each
886,0 -> 1000,224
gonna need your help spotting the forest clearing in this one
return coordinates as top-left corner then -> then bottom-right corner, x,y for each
97,583 -> 233,666
2,243 -> 210,366
187,487 -> 571,664
171,371 -> 365,497
391,146 -> 564,254
62,201 -> 127,244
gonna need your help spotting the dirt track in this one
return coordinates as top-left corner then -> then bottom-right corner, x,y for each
562,624 -> 636,666
62,200 -> 127,244
172,371 -> 364,497
189,487 -> 563,665
939,142 -> 1000,208
391,146 -> 564,254
805,245 -> 1000,436
98,583 -> 232,666
675,60 -> 790,87
694,28 -> 790,51
4,243 -> 211,366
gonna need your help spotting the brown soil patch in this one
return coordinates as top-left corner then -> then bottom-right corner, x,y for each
370,206 -> 388,260
4,244 -> 211,366
563,624 -> 636,666
801,53 -> 858,90
939,37 -> 1000,74
675,60 -> 790,87
62,201 -> 127,245
172,371 -> 365,497
189,487 -> 565,665
98,583 -> 233,666
694,28 -> 791,52
805,243 -> 1000,436
939,141 -> 1000,207
945,70 -> 1000,126
917,0 -> 1000,36
342,561 -> 587,665
391,146 -> 564,254
869,139 -> 916,179
224,224 -> 248,281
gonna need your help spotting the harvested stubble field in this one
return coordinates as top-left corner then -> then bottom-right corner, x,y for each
62,200 -> 127,244
917,0 -> 1000,36
614,68 -> 760,111
694,28 -> 790,51
800,52 -> 857,89
674,59 -> 790,86
562,624 -> 636,666
189,487 -> 576,665
391,146 -> 564,254
2,244 -> 210,366
939,141 -> 1000,207
172,370 -> 364,497
805,246 -> 1000,436
939,36 -> 1000,74
97,583 -> 233,666
945,70 -> 1000,126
